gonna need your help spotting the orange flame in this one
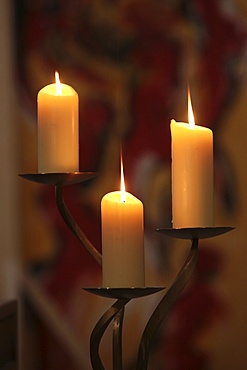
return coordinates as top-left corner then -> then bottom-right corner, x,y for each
120,149 -> 126,202
188,88 -> 195,128
55,71 -> 62,96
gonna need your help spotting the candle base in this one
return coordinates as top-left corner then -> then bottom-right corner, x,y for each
84,286 -> 165,299
19,173 -> 235,370
84,287 -> 165,370
19,171 -> 98,186
84,227 -> 235,370
156,226 -> 234,240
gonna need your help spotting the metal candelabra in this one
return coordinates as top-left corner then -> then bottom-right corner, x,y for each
19,172 -> 234,370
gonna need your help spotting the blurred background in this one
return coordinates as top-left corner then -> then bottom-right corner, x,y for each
1,0 -> 247,369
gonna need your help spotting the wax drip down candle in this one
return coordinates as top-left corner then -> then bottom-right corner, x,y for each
101,153 -> 145,288
37,72 -> 79,173
170,90 -> 214,228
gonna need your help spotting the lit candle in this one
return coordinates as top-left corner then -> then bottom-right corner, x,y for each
101,154 -> 145,287
170,90 -> 214,227
37,72 -> 79,173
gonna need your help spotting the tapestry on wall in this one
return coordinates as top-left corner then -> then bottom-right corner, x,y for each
15,1 -> 247,369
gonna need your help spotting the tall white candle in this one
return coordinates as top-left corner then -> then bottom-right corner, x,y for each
38,72 -> 79,173
101,157 -> 145,287
170,93 -> 214,227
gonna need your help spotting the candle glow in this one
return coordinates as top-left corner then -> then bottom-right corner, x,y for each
55,71 -> 62,96
170,90 -> 214,227
101,153 -> 145,288
120,151 -> 126,203
188,88 -> 195,128
37,72 -> 79,173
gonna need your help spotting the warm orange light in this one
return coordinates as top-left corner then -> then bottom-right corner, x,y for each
120,150 -> 126,202
55,71 -> 62,96
188,88 -> 195,128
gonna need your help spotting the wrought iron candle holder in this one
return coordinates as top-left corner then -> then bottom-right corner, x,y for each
19,172 -> 234,370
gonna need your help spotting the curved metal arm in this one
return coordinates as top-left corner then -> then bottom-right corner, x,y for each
55,185 -> 102,266
90,298 -> 130,370
113,308 -> 125,370
137,238 -> 199,370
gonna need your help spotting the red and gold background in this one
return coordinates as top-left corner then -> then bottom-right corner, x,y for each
15,1 -> 247,369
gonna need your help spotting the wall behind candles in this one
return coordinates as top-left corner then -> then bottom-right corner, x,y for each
14,1 -> 247,369
0,0 -> 19,300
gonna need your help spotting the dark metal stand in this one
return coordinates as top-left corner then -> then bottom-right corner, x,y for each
19,172 -> 234,369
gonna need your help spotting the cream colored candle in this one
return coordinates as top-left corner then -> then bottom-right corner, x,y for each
38,72 -> 79,173
170,94 -> 214,228
101,158 -> 145,287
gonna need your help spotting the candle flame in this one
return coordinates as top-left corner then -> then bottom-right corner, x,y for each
188,88 -> 195,128
120,150 -> 126,202
55,71 -> 62,96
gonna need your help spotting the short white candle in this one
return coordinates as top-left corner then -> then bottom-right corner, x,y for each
38,72 -> 79,173
170,92 -> 214,228
101,157 -> 145,287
